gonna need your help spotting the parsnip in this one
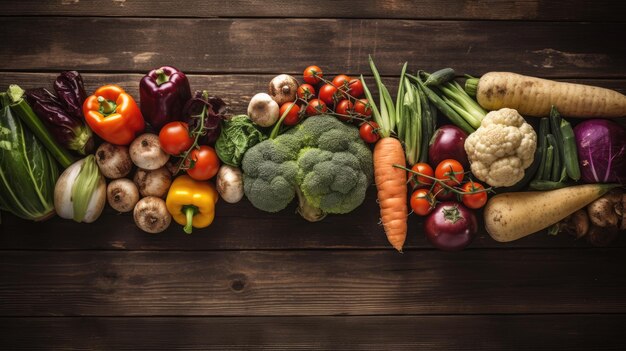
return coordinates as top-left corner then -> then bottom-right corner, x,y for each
466,72 -> 626,118
484,184 -> 616,242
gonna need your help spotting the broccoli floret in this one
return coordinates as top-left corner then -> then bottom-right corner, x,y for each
241,115 -> 373,221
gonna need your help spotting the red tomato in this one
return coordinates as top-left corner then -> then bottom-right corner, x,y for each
409,163 -> 434,189
159,121 -> 194,156
332,74 -> 351,89
318,84 -> 339,106
347,78 -> 364,98
186,145 -> 220,181
303,65 -> 323,85
280,102 -> 301,126
354,98 -> 372,117
305,99 -> 327,116
297,84 -> 316,101
410,188 -> 434,216
461,181 -> 488,209
432,183 -> 456,201
435,159 -> 465,186
335,100 -> 353,121
359,121 -> 380,144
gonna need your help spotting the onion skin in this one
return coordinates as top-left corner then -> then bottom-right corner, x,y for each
574,119 -> 626,184
429,125 -> 469,168
424,202 -> 477,251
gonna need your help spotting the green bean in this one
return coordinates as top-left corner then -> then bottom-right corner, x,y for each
533,118 -> 549,181
560,117 -> 581,181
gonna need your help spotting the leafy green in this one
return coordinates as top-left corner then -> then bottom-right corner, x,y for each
0,92 -> 58,221
215,115 -> 267,167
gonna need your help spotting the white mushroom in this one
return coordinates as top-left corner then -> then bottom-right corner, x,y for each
268,74 -> 299,105
107,178 -> 140,213
133,196 -> 171,234
95,142 -> 133,179
129,133 -> 169,170
247,93 -> 280,127
134,167 -> 172,198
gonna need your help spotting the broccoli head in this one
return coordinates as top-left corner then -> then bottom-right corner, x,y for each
241,115 -> 373,221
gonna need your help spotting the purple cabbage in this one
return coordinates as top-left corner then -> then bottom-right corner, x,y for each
574,119 -> 626,184
182,91 -> 227,145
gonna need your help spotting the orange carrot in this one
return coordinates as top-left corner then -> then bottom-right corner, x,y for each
374,137 -> 407,251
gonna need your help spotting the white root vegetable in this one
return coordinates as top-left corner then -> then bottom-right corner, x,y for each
129,133 -> 169,170
268,74 -> 298,105
133,196 -> 171,233
54,155 -> 107,223
247,93 -> 279,127
95,142 -> 133,179
484,184 -> 616,242
216,165 -> 244,203
134,167 -> 172,198
107,179 -> 140,213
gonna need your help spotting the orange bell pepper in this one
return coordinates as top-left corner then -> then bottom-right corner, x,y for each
83,85 -> 145,145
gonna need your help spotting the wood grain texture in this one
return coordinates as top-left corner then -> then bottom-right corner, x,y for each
2,249 -> 625,316
0,72 -> 624,117
1,315 -> 625,350
1,0 -> 625,21
1,18 -> 624,77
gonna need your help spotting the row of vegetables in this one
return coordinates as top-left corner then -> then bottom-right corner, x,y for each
0,60 -> 624,252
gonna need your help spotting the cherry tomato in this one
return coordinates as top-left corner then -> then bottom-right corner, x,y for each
305,99 -> 327,116
409,163 -> 434,189
332,74 -> 351,89
335,100 -> 354,121
435,159 -> 465,186
461,181 -> 488,209
318,84 -> 339,106
159,121 -> 194,156
280,102 -> 301,126
303,65 -> 323,85
359,121 -> 380,144
297,84 -> 316,101
354,98 -> 372,117
186,145 -> 220,181
346,78 -> 364,98
432,183 -> 456,201
410,188 -> 434,216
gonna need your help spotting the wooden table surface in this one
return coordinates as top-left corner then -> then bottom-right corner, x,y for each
1,1 -> 626,350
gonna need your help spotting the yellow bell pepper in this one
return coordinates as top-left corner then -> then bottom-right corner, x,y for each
166,175 -> 218,234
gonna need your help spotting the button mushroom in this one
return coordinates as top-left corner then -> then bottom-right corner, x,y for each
268,74 -> 299,105
107,178 -> 140,213
129,133 -> 170,170
247,93 -> 279,127
133,196 -> 171,234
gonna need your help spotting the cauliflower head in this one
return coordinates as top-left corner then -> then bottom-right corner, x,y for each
241,115 -> 373,220
464,108 -> 536,187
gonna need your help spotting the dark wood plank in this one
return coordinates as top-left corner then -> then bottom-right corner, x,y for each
1,0 -> 624,22
2,249 -> 625,316
1,18 -> 625,77
0,72 -> 624,118
1,315 -> 625,350
2,189 -> 622,250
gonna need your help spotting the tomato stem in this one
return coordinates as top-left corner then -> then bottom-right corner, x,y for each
394,164 -> 492,196
175,91 -> 209,175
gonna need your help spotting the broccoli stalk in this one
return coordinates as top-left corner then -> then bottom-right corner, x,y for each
295,187 -> 326,222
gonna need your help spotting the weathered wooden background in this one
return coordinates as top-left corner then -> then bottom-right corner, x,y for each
1,1 -> 625,349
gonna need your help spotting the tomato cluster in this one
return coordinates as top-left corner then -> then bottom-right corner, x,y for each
279,65 -> 378,143
408,159 -> 489,216
158,121 -> 220,181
